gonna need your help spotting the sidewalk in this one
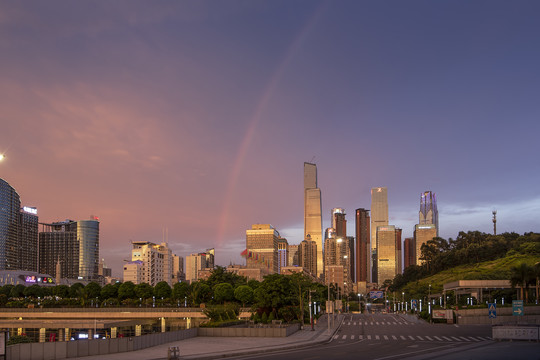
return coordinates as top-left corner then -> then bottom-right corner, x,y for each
78,314 -> 344,360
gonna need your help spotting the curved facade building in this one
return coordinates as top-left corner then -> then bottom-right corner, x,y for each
0,178 -> 20,270
77,220 -> 99,280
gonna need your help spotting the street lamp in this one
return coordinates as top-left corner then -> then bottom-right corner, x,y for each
402,292 -> 405,312
0,154 -> 4,161
357,293 -> 361,314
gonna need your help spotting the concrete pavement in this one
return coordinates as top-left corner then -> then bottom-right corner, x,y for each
77,314 -> 345,360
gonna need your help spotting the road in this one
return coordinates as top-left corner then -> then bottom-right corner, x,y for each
225,313 -> 533,360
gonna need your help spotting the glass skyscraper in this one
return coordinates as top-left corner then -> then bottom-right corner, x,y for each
304,162 -> 323,279
419,191 -> 438,236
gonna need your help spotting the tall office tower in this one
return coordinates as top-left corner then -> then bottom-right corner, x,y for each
288,244 -> 299,266
39,218 -> 99,281
277,237 -> 288,274
331,208 -> 345,234
324,235 -> 351,293
395,228 -> 402,275
419,191 -> 438,236
98,258 -> 112,278
19,206 -> 39,271
324,227 -> 335,241
185,253 -> 206,283
355,208 -> 370,283
304,163 -> 323,279
0,179 -> 39,271
124,241 -> 173,286
370,187 -> 388,283
172,255 -> 185,282
347,236 -> 355,283
298,238 -> 317,276
414,224 -> 437,265
403,238 -> 415,270
246,224 -> 279,274
376,225 -> 398,287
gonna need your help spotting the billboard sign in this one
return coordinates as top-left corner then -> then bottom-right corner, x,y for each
369,291 -> 384,299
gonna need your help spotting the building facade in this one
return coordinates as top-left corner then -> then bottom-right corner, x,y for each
324,235 -> 351,293
376,225 -> 399,287
403,237 -> 415,269
419,191 -> 439,236
355,208 -> 370,283
126,241 -> 173,286
246,224 -> 279,274
0,179 -> 39,272
39,219 -> 99,281
414,224 -> 437,265
304,163 -> 323,279
277,237 -> 288,274
287,244 -> 299,267
370,187 -> 388,283
298,238 -> 317,277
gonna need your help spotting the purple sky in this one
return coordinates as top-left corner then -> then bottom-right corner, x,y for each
1,1 -> 539,276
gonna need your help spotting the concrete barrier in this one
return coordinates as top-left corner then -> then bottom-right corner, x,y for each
492,324 -> 539,341
197,324 -> 300,337
6,328 -> 198,360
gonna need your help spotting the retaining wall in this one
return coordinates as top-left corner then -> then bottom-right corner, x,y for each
198,324 -> 300,337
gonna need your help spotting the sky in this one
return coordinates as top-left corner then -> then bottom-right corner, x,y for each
1,1 -> 539,277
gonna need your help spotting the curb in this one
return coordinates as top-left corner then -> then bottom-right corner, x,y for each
181,315 -> 345,360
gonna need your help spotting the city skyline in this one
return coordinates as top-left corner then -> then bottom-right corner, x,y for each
1,1 -> 539,276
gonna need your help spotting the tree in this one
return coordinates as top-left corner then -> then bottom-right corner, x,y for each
213,283 -> 234,304
69,283 -> 85,298
101,284 -> 118,299
154,281 -> 172,299
0,285 -> 14,297
206,266 -> 246,289
10,284 -> 25,298
23,284 -> 44,298
135,283 -> 154,300
172,282 -> 189,301
118,281 -> 136,300
534,262 -> 540,304
510,263 -> 534,303
189,282 -> 211,306
234,285 -> 254,307
53,285 -> 70,298
85,282 -> 102,299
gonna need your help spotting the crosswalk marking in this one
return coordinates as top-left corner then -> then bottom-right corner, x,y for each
425,336 -> 433,341
367,335 -> 372,340
442,336 -> 452,341
392,322 -> 397,325
375,335 -> 380,340
370,322 -> 374,325
351,335 -> 355,340
335,334 -> 491,342
383,335 -> 389,340
400,335 -> 406,340
359,335 -> 363,340
333,335 -> 339,339
416,336 -> 424,341
451,336 -> 461,341
342,335 -> 347,340
408,336 -> 415,341
392,335 -> 397,340
353,322 -> 356,325
376,322 -> 379,325
459,336 -> 471,342
433,336 -> 442,341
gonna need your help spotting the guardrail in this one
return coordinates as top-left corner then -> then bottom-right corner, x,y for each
492,324 -> 539,341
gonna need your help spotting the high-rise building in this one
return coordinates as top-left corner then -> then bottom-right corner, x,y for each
172,255 -> 185,282
304,163 -> 323,279
39,218 -> 99,281
355,208 -> 370,283
204,248 -> 215,269
324,235 -> 351,294
0,179 -> 39,272
288,244 -> 299,266
395,228 -> 402,275
420,191 -> 438,236
246,224 -> 279,274
376,225 -> 399,287
347,236 -> 355,283
414,224 -> 437,265
298,238 -> 317,276
185,253 -> 206,283
331,208 -> 345,235
403,237 -> 415,270
277,237 -> 288,274
370,187 -> 388,283
124,241 -> 173,286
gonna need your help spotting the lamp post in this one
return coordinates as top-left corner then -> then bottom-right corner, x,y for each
357,293 -> 361,314
428,284 -> 431,314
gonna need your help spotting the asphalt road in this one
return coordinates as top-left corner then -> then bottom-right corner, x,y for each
225,313 -> 537,360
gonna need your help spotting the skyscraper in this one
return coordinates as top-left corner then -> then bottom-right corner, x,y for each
125,241 -> 174,286
419,191 -> 438,236
0,178 -> 39,272
299,238 -> 317,276
324,235 -> 351,294
414,224 -> 437,265
355,208 -> 370,283
370,187 -> 388,283
331,208 -> 345,234
304,163 -> 323,279
39,218 -> 99,281
277,237 -> 288,274
246,224 -> 279,274
376,225 -> 398,287
403,237 -> 415,270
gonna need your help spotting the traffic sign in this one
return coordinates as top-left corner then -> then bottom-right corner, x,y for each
369,291 -> 384,299
488,303 -> 496,319
513,300 -> 524,316
411,299 -> 418,309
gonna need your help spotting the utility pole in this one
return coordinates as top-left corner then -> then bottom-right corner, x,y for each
492,210 -> 497,235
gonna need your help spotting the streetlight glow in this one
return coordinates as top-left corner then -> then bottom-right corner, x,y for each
0,154 -> 4,161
